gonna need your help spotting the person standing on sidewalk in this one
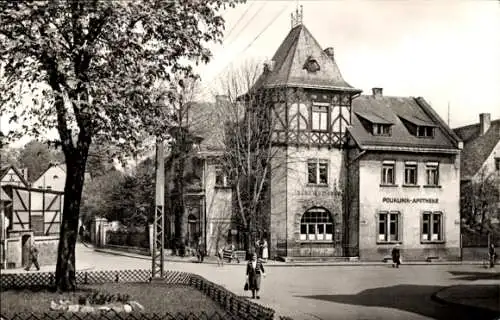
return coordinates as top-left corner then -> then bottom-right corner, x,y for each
25,243 -> 40,271
391,244 -> 401,268
489,243 -> 496,268
261,238 -> 269,262
246,253 -> 265,299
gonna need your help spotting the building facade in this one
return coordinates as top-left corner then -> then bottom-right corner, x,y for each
170,16 -> 463,261
247,19 -> 463,261
1,168 -> 63,268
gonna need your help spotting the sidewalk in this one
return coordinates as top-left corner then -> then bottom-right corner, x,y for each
94,247 -> 485,267
433,279 -> 500,314
1,263 -> 94,274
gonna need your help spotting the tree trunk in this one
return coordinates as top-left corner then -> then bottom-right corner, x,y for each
55,155 -> 87,291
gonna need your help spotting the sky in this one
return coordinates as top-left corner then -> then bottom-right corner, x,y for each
197,0 -> 500,128
1,0 -> 499,148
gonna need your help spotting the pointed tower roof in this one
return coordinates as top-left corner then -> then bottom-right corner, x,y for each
253,24 -> 361,93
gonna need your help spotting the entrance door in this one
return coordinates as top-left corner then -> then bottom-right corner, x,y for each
187,214 -> 198,248
21,234 -> 31,266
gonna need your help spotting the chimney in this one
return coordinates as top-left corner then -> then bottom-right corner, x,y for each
324,47 -> 334,60
372,87 -> 383,98
479,113 -> 491,135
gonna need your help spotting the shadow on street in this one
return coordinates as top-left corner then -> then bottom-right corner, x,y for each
298,284 -> 500,320
448,270 -> 500,281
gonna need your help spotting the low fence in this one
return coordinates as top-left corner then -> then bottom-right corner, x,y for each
105,244 -> 150,256
0,269 -> 281,320
0,312 -> 234,320
106,231 -> 149,249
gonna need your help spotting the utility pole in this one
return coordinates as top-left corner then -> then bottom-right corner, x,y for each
152,137 -> 165,279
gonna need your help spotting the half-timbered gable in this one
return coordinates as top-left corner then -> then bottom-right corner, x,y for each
4,186 -> 63,237
250,23 -> 361,148
0,166 -> 28,188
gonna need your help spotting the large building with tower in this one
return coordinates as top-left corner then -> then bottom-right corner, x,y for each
167,12 -> 463,262
225,16 -> 461,261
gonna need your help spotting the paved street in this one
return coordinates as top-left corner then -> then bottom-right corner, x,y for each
63,244 -> 499,320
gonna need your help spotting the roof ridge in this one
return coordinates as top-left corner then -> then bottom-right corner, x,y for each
284,25 -> 302,87
454,118 -> 500,130
414,97 -> 462,146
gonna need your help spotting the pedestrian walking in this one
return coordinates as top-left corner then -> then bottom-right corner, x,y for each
196,238 -> 205,263
391,244 -> 401,268
217,246 -> 224,267
489,243 -> 496,268
25,243 -> 40,271
261,238 -> 269,261
245,253 -> 266,299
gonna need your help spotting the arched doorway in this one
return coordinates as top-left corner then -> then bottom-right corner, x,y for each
187,214 -> 198,248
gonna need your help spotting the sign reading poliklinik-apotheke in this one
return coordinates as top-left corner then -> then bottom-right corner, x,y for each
382,197 -> 439,204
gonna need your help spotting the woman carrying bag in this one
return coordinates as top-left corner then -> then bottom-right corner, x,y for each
245,253 -> 265,299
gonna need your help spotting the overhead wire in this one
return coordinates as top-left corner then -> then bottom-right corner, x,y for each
223,2 -> 255,44
224,2 -> 267,47
207,3 -> 292,85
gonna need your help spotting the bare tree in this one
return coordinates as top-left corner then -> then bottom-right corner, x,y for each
461,168 -> 500,236
213,61 -> 286,253
165,77 -> 204,255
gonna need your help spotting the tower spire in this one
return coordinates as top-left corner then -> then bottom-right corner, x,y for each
290,4 -> 303,29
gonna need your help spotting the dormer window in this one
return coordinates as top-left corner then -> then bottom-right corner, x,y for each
417,126 -> 434,138
398,116 -> 436,139
372,124 -> 391,136
303,56 -> 320,73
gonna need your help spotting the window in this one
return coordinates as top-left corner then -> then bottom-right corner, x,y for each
372,124 -> 391,136
378,211 -> 400,242
404,161 -> 418,185
300,208 -> 333,241
425,162 -> 439,186
422,211 -> 443,242
417,126 -> 434,138
307,159 -> 328,185
215,165 -> 228,187
381,161 -> 395,185
495,158 -> 500,172
311,105 -> 328,131
303,57 -> 321,73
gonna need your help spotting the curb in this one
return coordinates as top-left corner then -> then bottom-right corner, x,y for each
94,249 -> 484,267
431,286 -> 500,316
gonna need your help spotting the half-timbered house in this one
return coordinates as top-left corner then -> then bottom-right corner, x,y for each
1,173 -> 63,268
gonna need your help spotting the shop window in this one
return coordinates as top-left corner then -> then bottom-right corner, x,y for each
378,211 -> 400,242
311,105 -> 328,131
404,161 -> 418,185
381,160 -> 395,185
307,159 -> 328,185
425,162 -> 439,186
215,165 -> 228,187
422,211 -> 443,242
300,208 -> 333,241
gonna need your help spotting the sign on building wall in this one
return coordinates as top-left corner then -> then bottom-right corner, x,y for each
382,197 -> 439,204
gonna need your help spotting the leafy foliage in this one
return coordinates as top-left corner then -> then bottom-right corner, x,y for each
18,140 -> 64,181
0,0 -> 242,290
